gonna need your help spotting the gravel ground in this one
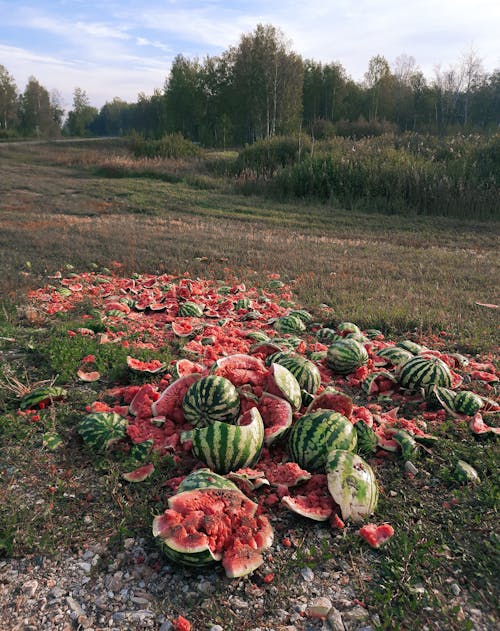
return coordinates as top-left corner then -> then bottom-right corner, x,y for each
1,533 -> 494,631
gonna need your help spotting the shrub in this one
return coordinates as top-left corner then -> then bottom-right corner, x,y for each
234,135 -> 311,179
130,133 -> 203,160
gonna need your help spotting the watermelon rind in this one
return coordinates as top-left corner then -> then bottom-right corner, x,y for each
337,322 -> 361,336
326,449 -> 379,522
270,353 -> 321,399
288,410 -> 357,471
20,386 -> 67,410
178,301 -> 204,317
281,495 -> 332,521
453,391 -> 484,416
182,375 -> 240,427
392,429 -> 419,461
375,346 -> 414,367
326,339 -> 368,374
188,407 -> 265,473
78,412 -> 128,451
453,460 -> 481,484
396,340 -> 425,355
258,392 -> 293,446
176,469 -> 240,494
273,314 -> 306,334
268,363 -> 302,411
355,421 -> 379,457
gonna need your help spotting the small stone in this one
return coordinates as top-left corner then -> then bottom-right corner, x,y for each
404,461 -> 418,475
327,606 -> 344,631
123,538 -> 135,549
450,582 -> 461,596
343,605 -> 369,625
159,622 -> 174,631
389,490 -> 398,497
66,596 -> 85,618
78,562 -> 92,573
22,579 -> 39,597
209,626 -> 223,631
307,597 -> 332,618
301,567 -> 314,582
130,596 -> 150,605
83,515 -> 92,524
231,596 -> 248,609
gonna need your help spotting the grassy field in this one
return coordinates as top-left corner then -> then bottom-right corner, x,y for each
0,139 -> 498,630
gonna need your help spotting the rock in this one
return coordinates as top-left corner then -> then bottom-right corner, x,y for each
307,597 -> 332,618
300,567 -> 314,582
78,562 -> 92,573
404,461 -> 419,475
66,596 -> 85,619
450,582 -> 461,596
21,580 -> 39,597
327,606 -> 345,631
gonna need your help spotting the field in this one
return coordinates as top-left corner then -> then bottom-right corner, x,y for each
0,139 -> 499,630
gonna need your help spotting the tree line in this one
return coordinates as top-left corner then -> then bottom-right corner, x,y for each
1,24 -> 499,143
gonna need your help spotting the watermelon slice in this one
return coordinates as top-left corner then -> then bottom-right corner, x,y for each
358,523 -> 394,548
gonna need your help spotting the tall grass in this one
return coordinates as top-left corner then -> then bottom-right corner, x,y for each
235,132 -> 500,220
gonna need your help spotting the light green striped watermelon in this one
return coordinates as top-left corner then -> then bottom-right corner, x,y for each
267,363 -> 302,411
316,328 -> 340,344
326,339 -> 368,374
182,375 -> 240,427
178,301 -> 204,317
185,407 -> 264,474
430,386 -> 457,412
326,450 -> 379,522
288,309 -> 313,323
270,353 -> 321,400
235,298 -> 252,310
273,314 -> 306,334
375,346 -> 414,367
355,421 -> 379,457
397,355 -> 452,394
392,429 -> 419,461
337,322 -> 361,336
288,410 -> 357,471
177,468 -> 239,494
396,340 -> 425,355
453,391 -> 484,416
78,412 -> 128,451
453,460 -> 481,484
20,386 -> 67,410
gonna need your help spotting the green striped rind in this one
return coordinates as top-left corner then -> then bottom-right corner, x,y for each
326,339 -> 369,374
178,301 -> 204,317
78,412 -> 128,451
177,468 -> 239,493
235,298 -> 252,310
316,328 -> 341,344
361,371 -> 397,395
396,340 -> 425,355
326,449 -> 379,522
246,331 -> 270,342
288,411 -> 357,471
182,376 -> 240,427
430,386 -> 457,412
20,386 -> 67,410
270,354 -> 321,398
288,309 -> 313,323
376,347 -> 414,366
454,391 -> 484,416
269,363 -> 302,411
189,408 -> 265,474
337,322 -> 361,336
392,429 -> 419,461
453,460 -> 481,484
273,315 -> 306,334
365,329 -> 384,339
354,421 -> 379,457
397,356 -> 452,394
265,350 -> 291,366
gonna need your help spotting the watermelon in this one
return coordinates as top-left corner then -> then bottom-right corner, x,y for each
358,523 -> 394,548
453,391 -> 484,416
280,474 -> 336,521
172,321 -> 196,337
126,356 -> 167,374
397,355 -> 452,394
361,371 -> 398,396
182,375 -> 240,427
210,353 -> 267,388
288,410 -> 357,471
151,374 -> 202,422
122,463 -> 155,482
326,339 -> 368,374
288,309 -> 313,323
337,322 -> 361,337
354,421 -> 379,457
430,386 -> 457,413
171,359 -> 204,379
177,469 -> 240,493
152,488 -> 273,577
267,363 -> 302,411
269,353 -> 321,400
375,346 -> 414,368
365,329 -> 384,340
78,412 -> 128,451
178,301 -> 204,317
20,386 -> 67,410
257,392 -> 293,446
453,460 -> 481,484
306,388 -> 354,418
76,370 -> 100,382
185,407 -> 264,473
326,450 -> 379,522
234,297 -> 252,310
273,314 -> 306,334
392,429 -> 419,461
396,340 -> 425,355
316,328 -> 340,344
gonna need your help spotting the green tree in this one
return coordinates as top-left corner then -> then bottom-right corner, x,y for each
364,55 -> 393,120
0,65 -> 18,131
65,88 -> 98,136
18,76 -> 53,136
164,55 -> 204,140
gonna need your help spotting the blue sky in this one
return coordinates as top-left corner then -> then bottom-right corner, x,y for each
1,0 -> 499,110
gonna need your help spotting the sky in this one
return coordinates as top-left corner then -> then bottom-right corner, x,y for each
1,0 -> 499,110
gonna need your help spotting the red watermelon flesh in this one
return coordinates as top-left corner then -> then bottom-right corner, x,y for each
152,374 -> 202,422
129,384 -> 159,418
358,523 -> 394,548
306,389 -> 354,418
257,392 -> 293,445
211,354 -> 268,387
154,488 -> 273,577
281,474 -> 337,521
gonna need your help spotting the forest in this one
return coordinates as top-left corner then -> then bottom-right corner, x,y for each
1,24 -> 499,144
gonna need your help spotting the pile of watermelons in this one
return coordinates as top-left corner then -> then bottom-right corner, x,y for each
23,271 -> 499,578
